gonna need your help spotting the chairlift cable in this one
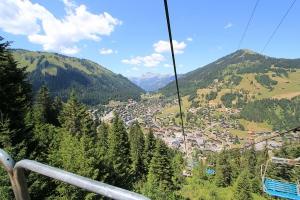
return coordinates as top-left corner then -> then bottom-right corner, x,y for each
163,0 -> 187,154
261,0 -> 297,54
237,0 -> 260,50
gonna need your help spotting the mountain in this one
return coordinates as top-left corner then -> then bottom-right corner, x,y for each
127,72 -> 182,91
158,49 -> 300,101
11,49 -> 145,106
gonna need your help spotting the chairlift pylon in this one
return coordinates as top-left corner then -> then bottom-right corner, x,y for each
261,156 -> 300,200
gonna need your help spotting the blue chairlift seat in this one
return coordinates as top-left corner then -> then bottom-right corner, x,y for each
263,178 -> 300,200
206,169 -> 215,175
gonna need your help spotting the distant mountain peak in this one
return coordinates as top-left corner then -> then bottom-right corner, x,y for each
127,72 -> 181,91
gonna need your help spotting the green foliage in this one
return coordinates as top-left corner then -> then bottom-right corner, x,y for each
247,143 -> 257,179
241,98 -> 300,131
143,139 -> 173,198
215,148 -> 232,187
0,37 -> 32,199
188,92 -> 198,102
189,100 -> 200,108
107,112 -> 132,189
233,171 -> 253,200
143,127 -> 156,174
255,74 -> 278,90
128,121 -> 145,182
233,135 -> 240,144
228,75 -> 243,85
221,92 -> 239,108
58,91 -> 95,137
205,91 -> 218,101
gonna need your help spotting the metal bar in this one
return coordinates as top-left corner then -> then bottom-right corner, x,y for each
271,157 -> 300,166
14,160 -> 150,200
0,149 -> 30,200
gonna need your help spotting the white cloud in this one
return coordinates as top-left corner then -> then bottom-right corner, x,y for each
179,64 -> 183,67
126,70 -> 130,72
0,0 -> 122,54
132,67 -> 139,71
121,53 -> 165,67
224,23 -> 233,29
99,49 -> 114,54
114,50 -> 118,54
62,0 -> 76,8
153,40 -> 187,54
164,64 -> 171,68
218,46 -> 222,50
187,37 -> 193,41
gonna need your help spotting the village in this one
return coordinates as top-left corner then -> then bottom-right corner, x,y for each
90,96 -> 299,162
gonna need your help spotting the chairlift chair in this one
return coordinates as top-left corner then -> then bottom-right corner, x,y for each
261,156 -> 300,200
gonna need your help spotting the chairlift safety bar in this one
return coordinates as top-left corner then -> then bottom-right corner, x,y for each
0,149 -> 150,200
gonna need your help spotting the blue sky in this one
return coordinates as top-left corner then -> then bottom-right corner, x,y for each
0,0 -> 299,77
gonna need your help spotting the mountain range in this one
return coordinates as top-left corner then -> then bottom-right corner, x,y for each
11,49 -> 145,106
127,72 -> 182,92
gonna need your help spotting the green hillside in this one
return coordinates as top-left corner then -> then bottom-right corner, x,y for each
158,49 -> 300,101
11,49 -> 145,105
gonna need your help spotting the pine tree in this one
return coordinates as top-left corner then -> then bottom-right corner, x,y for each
107,112 -> 132,189
51,96 -> 63,127
0,37 -> 32,148
50,131 -> 99,199
247,143 -> 257,179
171,152 -> 185,190
129,121 -> 145,182
143,126 -> 156,174
48,92 -> 99,199
0,37 -> 32,198
58,90 -> 95,137
231,147 -> 241,181
215,148 -> 232,187
32,86 -> 53,124
233,170 -> 253,200
143,139 -> 173,198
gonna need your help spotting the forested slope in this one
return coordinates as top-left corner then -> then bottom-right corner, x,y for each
11,49 -> 145,105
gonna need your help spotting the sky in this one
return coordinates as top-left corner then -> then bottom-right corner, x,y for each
0,0 -> 299,77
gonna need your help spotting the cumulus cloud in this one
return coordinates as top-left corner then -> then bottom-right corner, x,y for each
121,53 -> 165,67
153,40 -> 187,54
99,49 -> 115,54
224,23 -> 233,29
179,64 -> 183,67
0,0 -> 122,54
187,37 -> 193,41
132,67 -> 139,71
164,64 -> 171,68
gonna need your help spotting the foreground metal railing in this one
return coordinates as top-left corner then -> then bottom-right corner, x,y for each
0,149 -> 150,200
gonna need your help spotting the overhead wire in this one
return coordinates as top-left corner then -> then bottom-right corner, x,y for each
163,0 -> 187,154
261,0 -> 297,54
237,0 -> 260,50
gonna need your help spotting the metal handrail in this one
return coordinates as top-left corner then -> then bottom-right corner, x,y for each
0,149 -> 150,200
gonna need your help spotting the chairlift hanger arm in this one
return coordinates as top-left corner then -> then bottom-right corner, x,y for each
270,157 -> 300,166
